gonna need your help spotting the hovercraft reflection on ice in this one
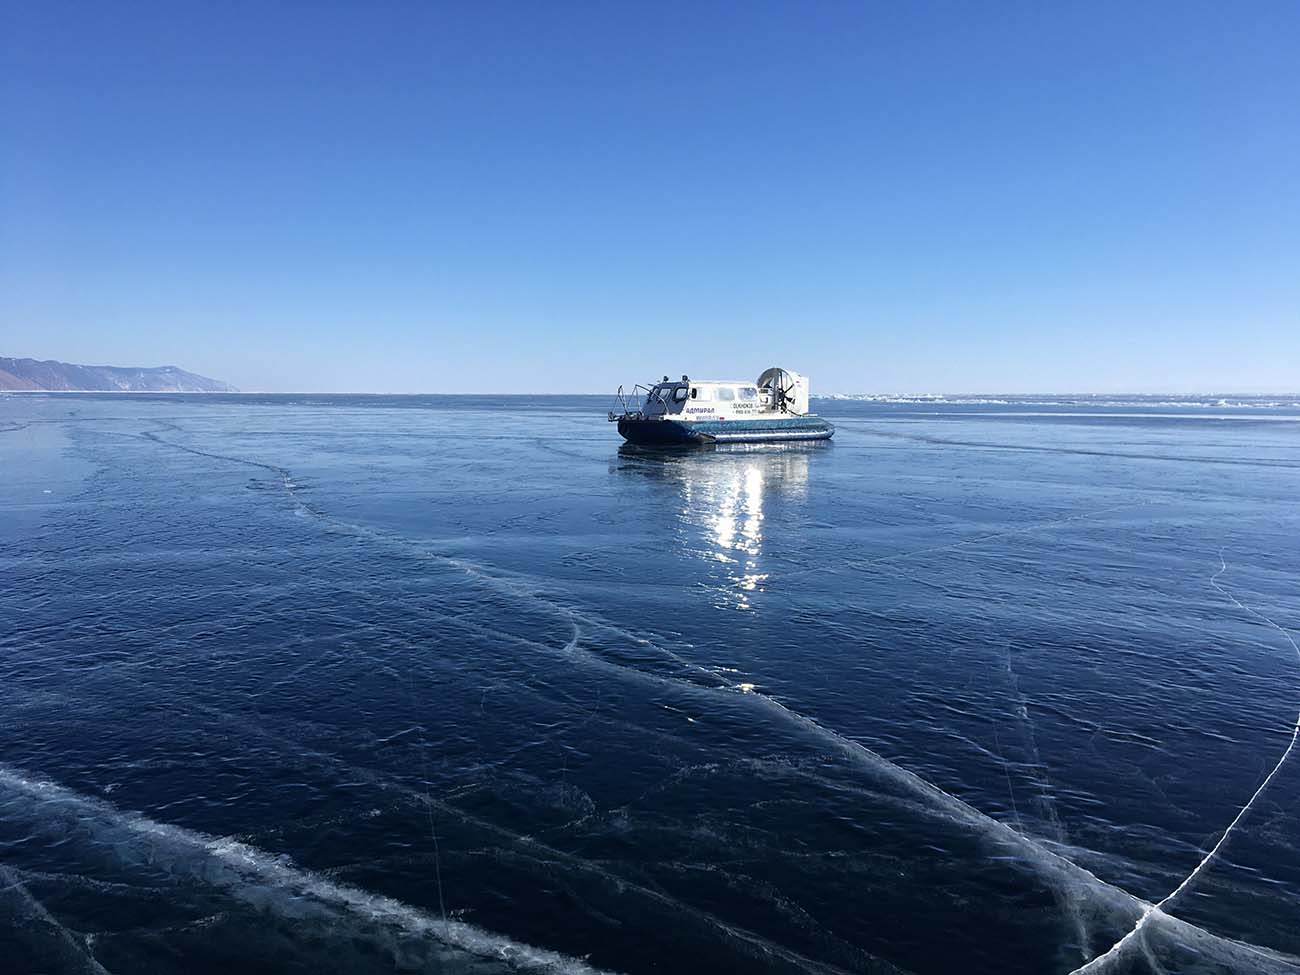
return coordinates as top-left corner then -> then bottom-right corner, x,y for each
610,367 -> 834,445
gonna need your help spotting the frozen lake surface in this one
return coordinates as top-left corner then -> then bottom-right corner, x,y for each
2,392 -> 1299,975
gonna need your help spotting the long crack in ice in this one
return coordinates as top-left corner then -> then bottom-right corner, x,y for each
1068,550 -> 1300,974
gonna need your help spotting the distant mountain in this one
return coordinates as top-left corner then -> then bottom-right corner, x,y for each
0,357 -> 237,393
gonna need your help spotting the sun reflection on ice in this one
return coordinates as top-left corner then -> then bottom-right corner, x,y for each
615,443 -> 818,610
703,468 -> 766,607
683,448 -> 811,610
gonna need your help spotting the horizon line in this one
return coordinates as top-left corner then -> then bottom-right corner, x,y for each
6,389 -> 1300,399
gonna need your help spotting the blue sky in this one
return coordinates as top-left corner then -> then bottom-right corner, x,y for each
2,1 -> 1297,393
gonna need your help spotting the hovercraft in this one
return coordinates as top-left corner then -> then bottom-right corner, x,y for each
609,368 -> 834,445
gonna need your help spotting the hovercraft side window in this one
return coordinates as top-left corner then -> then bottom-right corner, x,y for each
717,387 -> 736,401
739,386 -> 758,401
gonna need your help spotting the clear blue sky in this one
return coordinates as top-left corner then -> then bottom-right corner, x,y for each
2,1 -> 1297,393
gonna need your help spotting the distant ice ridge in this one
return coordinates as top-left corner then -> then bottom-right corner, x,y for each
815,393 -> 1300,408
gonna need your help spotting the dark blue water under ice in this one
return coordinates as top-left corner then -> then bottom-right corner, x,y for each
2,393 -> 1299,975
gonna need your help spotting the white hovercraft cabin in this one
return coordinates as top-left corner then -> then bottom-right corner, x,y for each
610,367 -> 834,445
